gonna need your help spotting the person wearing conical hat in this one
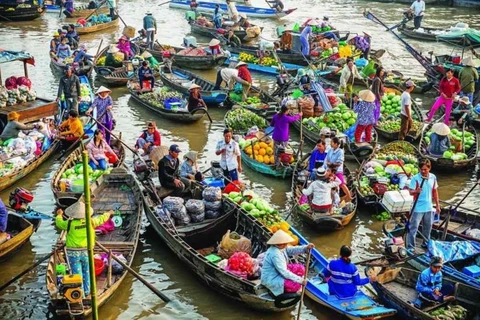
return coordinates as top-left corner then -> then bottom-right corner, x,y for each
452,95 -> 475,126
86,86 -> 114,144
260,230 -> 314,296
105,44 -> 123,68
208,38 -> 222,57
0,112 -> 35,141
428,123 -> 451,157
458,56 -> 478,103
138,60 -> 155,92
353,90 -> 376,143
56,201 -> 114,297
188,83 -> 207,112
180,151 -> 203,181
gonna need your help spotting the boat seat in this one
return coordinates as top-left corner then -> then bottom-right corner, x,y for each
155,186 -> 174,199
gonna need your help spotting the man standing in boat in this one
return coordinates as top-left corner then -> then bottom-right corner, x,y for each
226,0 -> 239,22
143,11 -> 157,50
216,128 -> 242,185
57,66 -> 81,115
399,80 -> 416,140
410,0 -> 425,29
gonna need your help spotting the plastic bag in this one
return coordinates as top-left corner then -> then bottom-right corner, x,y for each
185,199 -> 205,215
202,187 -> 222,202
204,200 -> 222,211
171,205 -> 188,220
218,230 -> 252,259
154,205 -> 171,221
205,210 -> 221,219
175,209 -> 191,226
190,212 -> 205,223
163,196 -> 185,213
284,263 -> 305,293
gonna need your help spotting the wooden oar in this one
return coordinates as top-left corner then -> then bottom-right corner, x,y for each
83,0 -> 107,21
93,38 -> 104,63
296,248 -> 311,320
157,0 -> 172,6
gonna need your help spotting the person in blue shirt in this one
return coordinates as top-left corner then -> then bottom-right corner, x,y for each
408,158 -> 441,250
138,61 -> 154,91
323,245 -> 376,298
213,4 -> 223,29
428,123 -> 451,157
66,24 -> 79,50
416,256 -> 454,305
73,44 -> 94,66
308,139 -> 328,179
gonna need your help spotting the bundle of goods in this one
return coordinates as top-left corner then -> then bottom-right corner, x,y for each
185,199 -> 205,222
301,103 -> 357,133
291,22 -> 332,33
225,108 -> 267,133
78,83 -> 92,113
81,14 -> 112,27
238,52 -> 278,67
140,87 -> 184,109
202,186 -> 223,219
1,76 -> 36,107
163,196 -> 190,225
59,163 -> 113,192
298,96 -> 315,118
245,26 -> 261,39
177,47 -> 207,56
95,55 -> 123,66
61,56 -> 75,64
217,230 -> 252,258
423,128 -> 474,161
225,252 -> 255,279
284,263 -> 305,292
376,92 -> 422,133
324,88 -> 343,107
228,89 -> 268,110
428,305 -> 468,320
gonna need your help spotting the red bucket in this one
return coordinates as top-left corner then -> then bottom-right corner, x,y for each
451,56 -> 461,64
94,258 -> 105,276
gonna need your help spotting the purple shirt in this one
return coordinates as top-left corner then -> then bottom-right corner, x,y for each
91,96 -> 113,123
270,113 -> 301,142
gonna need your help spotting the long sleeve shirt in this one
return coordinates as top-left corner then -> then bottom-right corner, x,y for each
270,113 -> 301,142
143,15 -> 157,31
0,199 -> 8,233
370,76 -> 384,101
180,160 -> 196,178
324,147 -> 344,173
136,129 -> 161,147
458,66 -> 479,94
138,67 -> 154,81
221,68 -> 240,89
237,66 -> 252,83
354,101 -> 376,125
453,102 -> 475,120
302,177 -> 341,207
416,268 -> 442,295
280,32 -> 292,50
58,74 -> 81,99
439,76 -> 461,98
339,65 -> 362,89
410,0 -> 425,16
74,50 -> 94,63
158,155 -> 180,185
308,149 -> 328,171
90,95 -> 113,123
56,44 -> 72,60
55,212 -> 110,249
260,245 -> 308,296
86,138 -> 114,161
60,118 -> 84,137
323,258 -> 370,298
428,133 -> 451,157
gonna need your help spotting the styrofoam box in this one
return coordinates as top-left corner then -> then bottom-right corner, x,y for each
382,190 -> 414,213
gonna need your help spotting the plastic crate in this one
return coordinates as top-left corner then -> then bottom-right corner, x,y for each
463,265 -> 480,278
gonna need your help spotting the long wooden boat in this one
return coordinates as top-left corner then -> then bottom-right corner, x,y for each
159,66 -> 227,105
93,47 -> 135,86
398,24 -> 480,47
76,18 -> 119,35
46,168 -> 143,316
50,56 -> 93,77
64,5 -> 109,18
0,212 -> 40,262
128,83 -> 208,123
292,155 -> 357,231
225,54 -> 303,76
169,0 -> 297,18
226,44 -> 309,66
418,123 -> 478,171
189,20 -> 262,42
51,138 -> 126,208
370,267 -> 480,320
0,4 -> 45,21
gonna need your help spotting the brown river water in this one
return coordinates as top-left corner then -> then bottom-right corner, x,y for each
0,0 -> 479,319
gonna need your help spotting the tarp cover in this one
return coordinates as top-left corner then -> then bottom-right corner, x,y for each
427,239 -> 480,263
436,29 -> 480,45
0,50 -> 35,65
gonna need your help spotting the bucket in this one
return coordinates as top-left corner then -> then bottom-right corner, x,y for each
452,56 -> 461,64
94,258 -> 105,276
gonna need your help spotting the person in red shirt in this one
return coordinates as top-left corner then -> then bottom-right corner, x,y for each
426,69 -> 461,125
135,121 -> 161,155
235,61 -> 252,101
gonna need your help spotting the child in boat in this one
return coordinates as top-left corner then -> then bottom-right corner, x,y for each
302,167 -> 341,214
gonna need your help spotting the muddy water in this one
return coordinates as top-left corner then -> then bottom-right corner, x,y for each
0,0 -> 478,318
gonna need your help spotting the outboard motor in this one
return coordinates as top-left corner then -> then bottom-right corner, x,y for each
211,161 -> 223,179
383,238 -> 408,260
9,188 -> 34,212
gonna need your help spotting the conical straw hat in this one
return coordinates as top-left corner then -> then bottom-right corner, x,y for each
267,229 -> 295,245
65,200 -> 94,219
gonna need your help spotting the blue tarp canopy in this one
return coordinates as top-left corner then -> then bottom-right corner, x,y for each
0,50 -> 35,65
427,239 -> 480,263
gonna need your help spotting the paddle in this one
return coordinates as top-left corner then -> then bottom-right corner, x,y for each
157,0 -> 172,6
93,38 -> 104,64
84,0 -> 107,21
296,248 -> 311,320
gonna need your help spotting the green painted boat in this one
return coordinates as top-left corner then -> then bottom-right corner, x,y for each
240,149 -> 293,178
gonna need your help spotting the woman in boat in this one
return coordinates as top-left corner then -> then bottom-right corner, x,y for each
300,20 -> 315,56
138,61 -> 155,91
428,122 -> 451,157
270,105 -> 301,169
135,121 -> 161,155
86,129 -> 116,170
452,96 -> 475,126
58,110 -> 84,143
261,230 -> 314,297
426,69 -> 461,125
56,37 -> 72,61
50,32 -> 61,58
339,58 -> 363,105
302,167 -> 341,214
415,256 -> 454,306
180,151 -> 203,181
324,137 -> 352,201
117,35 -> 134,60
55,201 -> 114,298
0,112 -> 35,141
323,245 -> 376,298
213,67 -> 239,90
187,84 -> 207,112
353,90 -> 376,143
86,86 -> 114,145
105,45 -> 123,68
308,139 -> 328,178
208,39 -> 222,57
0,199 -> 9,244
227,29 -> 242,47
370,67 -> 385,123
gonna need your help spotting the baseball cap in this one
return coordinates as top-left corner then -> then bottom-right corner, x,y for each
169,144 -> 182,153
405,80 -> 416,88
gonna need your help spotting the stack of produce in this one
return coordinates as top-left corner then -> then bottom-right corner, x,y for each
81,14 -> 112,27
185,199 -> 205,222
1,82 -> 36,107
96,55 -> 123,66
424,128 -> 475,161
242,139 -> 277,165
164,196 -> 190,225
227,252 -> 254,275
202,187 -> 223,219
140,87 -> 184,109
238,52 -> 278,67
224,108 -> 267,133
78,83 -> 92,113
0,133 -> 48,177
301,103 -> 357,133
428,305 -> 467,319
377,92 -> 421,133
228,92 -> 268,110
59,164 -> 113,192
177,48 -> 207,56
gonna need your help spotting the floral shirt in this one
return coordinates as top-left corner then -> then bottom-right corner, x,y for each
353,101 -> 376,125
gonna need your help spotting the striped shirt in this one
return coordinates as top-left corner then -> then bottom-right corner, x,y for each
323,258 -> 370,298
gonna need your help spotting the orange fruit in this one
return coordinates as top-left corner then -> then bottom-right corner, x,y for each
259,148 -> 266,156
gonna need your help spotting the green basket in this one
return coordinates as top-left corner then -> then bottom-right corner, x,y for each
205,254 -> 222,264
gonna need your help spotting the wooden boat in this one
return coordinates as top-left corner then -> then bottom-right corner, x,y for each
189,20 -> 262,42
93,47 -> 136,86
398,24 -> 480,47
76,17 -> 119,35
0,3 -> 45,21
50,56 -> 93,77
46,168 -> 143,317
418,123 -> 478,171
226,44 -> 309,66
0,212 -> 40,262
51,138 -> 126,208
292,155 -> 357,231
240,140 -> 294,178
169,0 -> 297,19
224,85 -> 279,121
369,267 -> 480,319
63,5 -> 109,18
128,83 -> 208,123
225,54 -> 303,76
159,66 -> 227,105
398,24 -> 440,41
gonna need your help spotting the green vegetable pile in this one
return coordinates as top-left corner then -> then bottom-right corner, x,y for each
226,191 -> 283,226
377,119 -> 422,133
424,128 -> 475,162
380,92 -> 402,116
429,305 -> 467,320
225,108 -> 267,132
301,103 -> 357,133
373,211 -> 391,221
140,87 -> 183,109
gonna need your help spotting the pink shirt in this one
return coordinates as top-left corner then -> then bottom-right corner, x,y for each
87,139 -> 114,160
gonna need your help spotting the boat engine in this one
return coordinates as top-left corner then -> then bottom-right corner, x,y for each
9,187 -> 34,212
210,161 -> 224,179
60,274 -> 83,304
383,238 -> 408,261
133,159 -> 153,181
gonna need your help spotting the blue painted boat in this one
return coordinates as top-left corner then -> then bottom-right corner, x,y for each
290,227 -> 397,319
45,4 -> 61,13
169,0 -> 297,19
225,54 -> 311,76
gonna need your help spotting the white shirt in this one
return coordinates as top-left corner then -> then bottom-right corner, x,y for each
228,2 -> 239,21
220,68 -> 238,89
401,91 -> 412,117
410,0 -> 425,16
216,139 -> 241,171
302,177 -> 341,207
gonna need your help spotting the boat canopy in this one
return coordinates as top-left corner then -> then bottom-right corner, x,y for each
428,239 -> 480,263
0,50 -> 35,65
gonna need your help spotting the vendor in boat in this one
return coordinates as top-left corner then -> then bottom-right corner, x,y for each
105,45 -> 124,68
86,129 -> 117,170
235,61 -> 252,102
213,4 -> 223,29
261,230 -> 314,296
216,128 -> 242,184
300,20 -> 315,56
226,0 -> 239,22
138,61 -> 155,91
188,84 -> 207,112
208,38 -> 222,57
302,167 -> 341,214
0,199 -> 8,244
270,105 -> 301,169
426,69 -> 460,125
400,80 -> 416,141
57,66 -> 81,114
158,144 -> 190,196
143,11 -> 157,50
50,31 -> 61,57
213,67 -> 240,90
56,37 -> 72,61
86,86 -> 114,145
180,151 -> 203,181
458,56 -> 478,103
339,58 -> 363,106
428,123 -> 451,157
323,245 -> 377,298
141,51 -> 160,70
453,96 -> 475,126
58,110 -> 85,142
117,35 -> 134,60
308,139 -> 328,178
279,29 -> 292,53
415,256 -> 454,306
407,158 -> 440,251
410,0 -> 425,29
226,29 -> 242,47
0,112 -> 35,141
237,13 -> 251,29
353,90 -> 376,143
55,201 -> 114,298
135,121 -> 161,155
66,24 -> 79,50
267,0 -> 284,12
74,44 -> 94,67
324,137 -> 352,202
370,67 -> 385,123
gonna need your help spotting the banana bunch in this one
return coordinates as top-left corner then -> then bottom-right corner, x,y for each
239,52 -> 256,63
260,57 -> 278,67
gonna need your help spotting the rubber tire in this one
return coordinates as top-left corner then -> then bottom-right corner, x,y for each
353,144 -> 373,158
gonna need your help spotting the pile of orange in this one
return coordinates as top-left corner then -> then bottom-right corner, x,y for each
268,221 -> 299,245
244,141 -> 275,165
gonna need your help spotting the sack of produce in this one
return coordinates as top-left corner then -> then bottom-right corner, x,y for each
218,230 -> 252,259
154,205 -> 171,221
202,187 -> 222,202
298,96 -> 315,110
190,211 -> 205,223
174,206 -> 191,226
205,209 -> 221,219
204,200 -> 222,211
226,252 -> 254,279
284,263 -> 305,293
185,199 -> 205,215
163,196 -> 185,214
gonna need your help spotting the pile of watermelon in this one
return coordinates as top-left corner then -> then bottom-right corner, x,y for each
227,252 -> 254,274
302,103 -> 357,133
380,92 -> 402,116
